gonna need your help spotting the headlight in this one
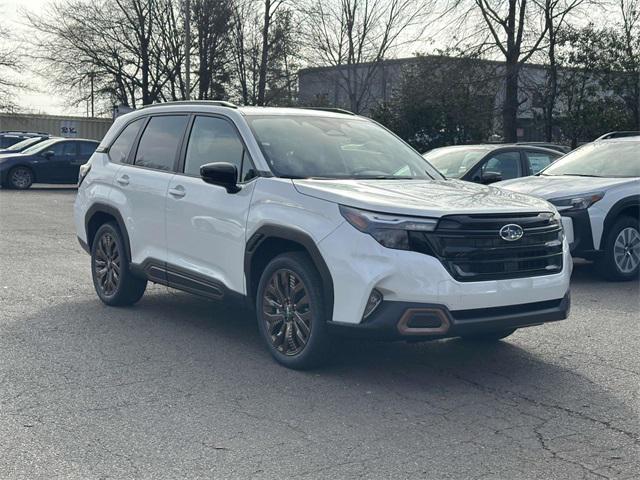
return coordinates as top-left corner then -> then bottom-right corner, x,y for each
339,205 -> 437,250
548,192 -> 604,211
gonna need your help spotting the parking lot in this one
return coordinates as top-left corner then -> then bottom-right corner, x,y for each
0,186 -> 638,479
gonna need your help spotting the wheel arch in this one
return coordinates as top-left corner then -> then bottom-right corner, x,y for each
245,225 -> 334,319
603,195 -> 640,237
85,203 -> 131,262
7,164 -> 37,183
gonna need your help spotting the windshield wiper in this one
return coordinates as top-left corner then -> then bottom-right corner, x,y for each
560,173 -> 602,177
351,175 -> 417,180
279,174 -> 310,179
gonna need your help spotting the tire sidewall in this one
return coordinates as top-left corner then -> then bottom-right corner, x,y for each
91,222 -> 129,305
9,167 -> 33,190
255,253 -> 329,369
602,216 -> 639,281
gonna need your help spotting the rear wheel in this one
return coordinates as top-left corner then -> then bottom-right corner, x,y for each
8,166 -> 33,189
461,328 -> 517,342
91,222 -> 147,306
256,252 -> 330,369
596,216 -> 639,281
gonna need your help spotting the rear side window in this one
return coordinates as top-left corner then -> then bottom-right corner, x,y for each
525,150 -> 557,174
184,116 -> 245,178
109,118 -> 144,164
135,116 -> 188,171
79,141 -> 98,156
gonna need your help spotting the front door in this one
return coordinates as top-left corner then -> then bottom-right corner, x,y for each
166,115 -> 258,296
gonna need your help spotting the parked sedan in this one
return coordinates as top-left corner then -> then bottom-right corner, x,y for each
0,138 -> 99,189
0,135 -> 53,154
423,145 -> 562,184
496,136 -> 639,281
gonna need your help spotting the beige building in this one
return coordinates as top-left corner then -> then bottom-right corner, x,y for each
0,113 -> 112,141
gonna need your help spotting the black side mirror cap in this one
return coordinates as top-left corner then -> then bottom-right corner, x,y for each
43,150 -> 55,158
200,162 -> 240,193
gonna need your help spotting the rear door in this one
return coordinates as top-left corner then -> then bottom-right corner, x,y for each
165,114 -> 258,296
110,114 -> 189,271
64,141 -> 99,182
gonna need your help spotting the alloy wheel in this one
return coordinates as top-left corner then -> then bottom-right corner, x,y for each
94,232 -> 121,296
614,227 -> 640,273
11,168 -> 32,189
261,269 -> 312,356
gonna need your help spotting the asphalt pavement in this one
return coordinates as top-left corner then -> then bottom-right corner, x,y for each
1,186 -> 639,479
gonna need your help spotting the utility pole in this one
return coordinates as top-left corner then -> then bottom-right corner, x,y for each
185,0 -> 191,101
89,72 -> 95,117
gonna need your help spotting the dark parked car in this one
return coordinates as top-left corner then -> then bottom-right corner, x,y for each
0,138 -> 99,189
423,144 -> 562,184
0,131 -> 50,149
0,135 -> 54,154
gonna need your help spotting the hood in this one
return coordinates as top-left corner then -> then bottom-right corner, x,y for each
495,175 -> 639,200
292,179 -> 554,217
0,152 -> 25,162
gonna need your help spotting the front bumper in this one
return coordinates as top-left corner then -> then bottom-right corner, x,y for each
328,293 -> 570,340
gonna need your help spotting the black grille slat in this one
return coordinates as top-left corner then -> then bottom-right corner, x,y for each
418,213 -> 564,282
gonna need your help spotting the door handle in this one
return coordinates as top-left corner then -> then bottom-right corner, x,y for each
169,185 -> 186,198
116,174 -> 130,186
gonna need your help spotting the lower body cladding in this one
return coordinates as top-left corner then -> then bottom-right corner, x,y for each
319,222 -> 572,340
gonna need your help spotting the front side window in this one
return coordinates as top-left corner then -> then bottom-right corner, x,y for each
50,142 -> 77,156
541,141 -> 640,177
480,151 -> 522,180
184,116 -> 245,177
247,115 -> 442,179
135,115 -> 188,171
109,118 -> 144,164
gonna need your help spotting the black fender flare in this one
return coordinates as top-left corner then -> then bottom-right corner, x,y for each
84,203 -> 132,262
244,224 -> 334,318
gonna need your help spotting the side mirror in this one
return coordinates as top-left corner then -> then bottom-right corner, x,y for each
43,150 -> 55,159
481,171 -> 503,184
200,162 -> 240,193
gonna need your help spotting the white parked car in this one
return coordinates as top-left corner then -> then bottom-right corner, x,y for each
497,136 -> 639,281
74,102 -> 571,369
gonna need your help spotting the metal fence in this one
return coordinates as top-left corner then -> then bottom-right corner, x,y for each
0,113 -> 113,141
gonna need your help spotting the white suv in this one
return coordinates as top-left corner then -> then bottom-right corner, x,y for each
75,102 -> 571,369
497,137 -> 639,281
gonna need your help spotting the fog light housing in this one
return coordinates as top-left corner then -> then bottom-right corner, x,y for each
363,289 -> 383,319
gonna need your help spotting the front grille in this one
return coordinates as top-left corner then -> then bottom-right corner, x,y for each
409,212 -> 564,282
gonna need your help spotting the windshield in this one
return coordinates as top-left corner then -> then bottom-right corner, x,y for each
246,115 -> 442,179
22,138 -> 59,155
3,136 -> 45,152
422,147 -> 489,178
541,141 -> 639,177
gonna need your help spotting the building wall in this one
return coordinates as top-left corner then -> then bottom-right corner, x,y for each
0,113 -> 113,141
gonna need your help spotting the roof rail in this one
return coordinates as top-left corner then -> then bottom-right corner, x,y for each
299,107 -> 356,116
140,100 -> 238,110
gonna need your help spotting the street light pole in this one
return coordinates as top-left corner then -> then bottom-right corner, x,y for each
185,0 -> 191,101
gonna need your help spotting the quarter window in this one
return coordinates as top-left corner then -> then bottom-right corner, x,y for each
135,115 -> 188,171
184,116 -> 247,179
109,118 -> 144,164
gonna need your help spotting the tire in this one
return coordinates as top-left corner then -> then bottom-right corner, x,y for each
91,222 -> 147,306
461,328 -> 517,342
596,216 -> 640,281
7,166 -> 34,189
255,252 -> 331,369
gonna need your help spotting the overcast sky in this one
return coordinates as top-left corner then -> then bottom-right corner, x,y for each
1,0 -> 616,117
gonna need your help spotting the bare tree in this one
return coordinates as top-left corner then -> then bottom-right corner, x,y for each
455,1 -> 549,142
618,0 -> 640,127
303,0 -> 433,114
0,5 -> 22,111
534,0 -> 590,141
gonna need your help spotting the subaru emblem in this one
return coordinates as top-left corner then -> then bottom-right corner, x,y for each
499,224 -> 524,242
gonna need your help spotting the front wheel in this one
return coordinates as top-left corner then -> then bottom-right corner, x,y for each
596,216 -> 640,281
91,222 -> 147,306
256,252 -> 331,369
8,166 -> 33,189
